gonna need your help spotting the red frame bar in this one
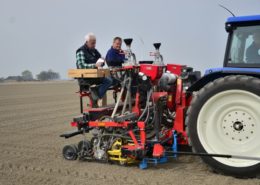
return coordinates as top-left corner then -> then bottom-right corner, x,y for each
173,78 -> 190,145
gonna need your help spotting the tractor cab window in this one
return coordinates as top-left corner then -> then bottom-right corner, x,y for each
228,25 -> 260,66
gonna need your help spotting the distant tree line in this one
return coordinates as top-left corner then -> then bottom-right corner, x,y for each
36,70 -> 60,81
0,70 -> 60,82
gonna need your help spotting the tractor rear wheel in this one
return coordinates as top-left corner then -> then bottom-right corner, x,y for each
186,75 -> 260,178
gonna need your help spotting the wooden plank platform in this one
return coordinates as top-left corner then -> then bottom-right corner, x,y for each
68,69 -> 110,78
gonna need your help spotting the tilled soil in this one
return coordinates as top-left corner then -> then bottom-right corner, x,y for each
0,81 -> 259,185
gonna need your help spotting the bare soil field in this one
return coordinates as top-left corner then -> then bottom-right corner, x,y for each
0,81 -> 259,185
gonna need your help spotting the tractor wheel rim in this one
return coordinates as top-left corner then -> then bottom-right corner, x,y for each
197,90 -> 260,167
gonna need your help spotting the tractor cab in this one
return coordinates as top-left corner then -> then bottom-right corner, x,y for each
189,15 -> 260,92
224,15 -> 260,68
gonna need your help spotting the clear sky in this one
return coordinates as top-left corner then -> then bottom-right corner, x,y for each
1,0 -> 260,78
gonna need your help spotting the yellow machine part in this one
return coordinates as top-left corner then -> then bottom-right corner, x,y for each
107,138 -> 136,165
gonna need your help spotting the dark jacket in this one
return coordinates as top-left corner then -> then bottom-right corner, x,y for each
105,47 -> 125,67
76,44 -> 101,66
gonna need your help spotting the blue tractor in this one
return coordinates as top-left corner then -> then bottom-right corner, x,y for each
186,15 -> 260,178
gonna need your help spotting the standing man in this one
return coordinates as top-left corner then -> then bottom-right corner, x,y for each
76,33 -> 113,107
105,37 -> 126,67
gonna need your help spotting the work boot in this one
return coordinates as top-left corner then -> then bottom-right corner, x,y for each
90,87 -> 99,108
91,99 -> 98,108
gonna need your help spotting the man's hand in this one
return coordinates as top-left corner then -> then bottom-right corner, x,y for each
119,50 -> 126,55
96,58 -> 105,68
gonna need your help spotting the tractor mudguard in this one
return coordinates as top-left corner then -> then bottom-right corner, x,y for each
187,67 -> 260,92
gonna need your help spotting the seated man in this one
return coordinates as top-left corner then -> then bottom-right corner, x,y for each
106,37 -> 137,97
105,37 -> 126,67
246,32 -> 260,63
76,33 -> 113,107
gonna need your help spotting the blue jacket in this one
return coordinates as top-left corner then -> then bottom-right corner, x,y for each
105,47 -> 125,67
